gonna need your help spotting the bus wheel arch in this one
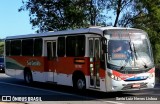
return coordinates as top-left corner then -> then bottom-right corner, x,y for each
24,67 -> 33,84
72,70 -> 86,90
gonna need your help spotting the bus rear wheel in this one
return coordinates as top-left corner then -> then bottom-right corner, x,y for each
74,76 -> 86,90
24,70 -> 33,84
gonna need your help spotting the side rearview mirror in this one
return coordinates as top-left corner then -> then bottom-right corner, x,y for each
101,37 -> 107,53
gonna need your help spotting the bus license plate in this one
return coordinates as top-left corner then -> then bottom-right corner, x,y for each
132,84 -> 140,88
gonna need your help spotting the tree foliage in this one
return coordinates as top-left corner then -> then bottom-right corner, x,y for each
130,0 -> 160,64
19,0 -> 88,32
19,0 -> 107,32
0,41 -> 4,56
105,0 -> 134,27
105,0 -> 160,64
19,0 -> 160,64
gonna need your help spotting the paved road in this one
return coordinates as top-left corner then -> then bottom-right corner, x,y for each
0,73 -> 160,104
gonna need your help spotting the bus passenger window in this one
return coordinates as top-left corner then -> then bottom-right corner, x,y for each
52,42 -> 56,58
34,38 -> 42,56
5,40 -> 10,56
57,37 -> 65,57
47,42 -> 52,60
66,35 -> 85,57
22,39 -> 34,56
11,40 -> 21,56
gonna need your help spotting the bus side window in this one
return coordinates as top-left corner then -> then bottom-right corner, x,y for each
52,42 -> 56,58
22,39 -> 34,56
5,40 -> 10,56
11,40 -> 21,56
57,37 -> 65,57
47,42 -> 52,60
34,38 -> 42,56
66,35 -> 85,57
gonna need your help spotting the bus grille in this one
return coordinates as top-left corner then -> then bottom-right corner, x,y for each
122,83 -> 147,90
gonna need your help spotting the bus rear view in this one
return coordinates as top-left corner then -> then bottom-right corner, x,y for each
103,29 -> 155,91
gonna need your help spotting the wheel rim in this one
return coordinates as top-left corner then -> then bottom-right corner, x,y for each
77,79 -> 85,89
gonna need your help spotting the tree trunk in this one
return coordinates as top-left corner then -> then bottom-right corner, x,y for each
114,0 -> 122,27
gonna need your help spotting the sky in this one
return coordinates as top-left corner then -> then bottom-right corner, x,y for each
0,0 -> 36,39
0,0 -> 115,39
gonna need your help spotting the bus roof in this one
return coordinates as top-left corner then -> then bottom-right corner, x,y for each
5,26 -> 143,40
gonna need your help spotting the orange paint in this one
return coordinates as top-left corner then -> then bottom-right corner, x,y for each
7,56 -> 104,77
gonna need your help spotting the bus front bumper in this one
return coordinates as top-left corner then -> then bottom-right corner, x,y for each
108,78 -> 155,92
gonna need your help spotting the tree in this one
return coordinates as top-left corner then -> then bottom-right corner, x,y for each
19,0 -> 88,32
89,0 -> 108,26
106,0 -> 160,64
106,0 -> 134,27
130,0 -> 160,64
19,0 -> 107,32
19,0 -> 160,63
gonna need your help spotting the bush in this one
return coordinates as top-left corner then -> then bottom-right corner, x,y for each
0,42 -> 4,55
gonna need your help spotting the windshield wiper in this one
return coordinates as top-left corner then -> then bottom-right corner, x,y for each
132,43 -> 138,60
128,33 -> 148,69
119,62 -> 128,70
119,42 -> 133,71
119,42 -> 139,70
132,42 -> 148,69
144,64 -> 148,68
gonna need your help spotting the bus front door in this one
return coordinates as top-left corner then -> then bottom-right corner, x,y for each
89,38 -> 100,89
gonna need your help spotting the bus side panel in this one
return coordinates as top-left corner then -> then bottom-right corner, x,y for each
48,56 -> 106,90
47,57 -> 90,86
5,56 -> 46,79
48,57 -> 90,75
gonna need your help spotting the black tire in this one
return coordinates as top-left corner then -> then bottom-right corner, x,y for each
74,75 -> 86,90
24,70 -> 33,84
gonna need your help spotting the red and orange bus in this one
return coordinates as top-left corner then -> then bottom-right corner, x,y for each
4,26 -> 155,92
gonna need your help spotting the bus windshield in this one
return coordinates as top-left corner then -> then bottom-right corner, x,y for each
104,30 -> 154,70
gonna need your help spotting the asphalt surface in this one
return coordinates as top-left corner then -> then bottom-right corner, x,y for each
0,73 -> 160,104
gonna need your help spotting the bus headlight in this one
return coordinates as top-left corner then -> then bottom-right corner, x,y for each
110,75 -> 121,81
149,73 -> 154,79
